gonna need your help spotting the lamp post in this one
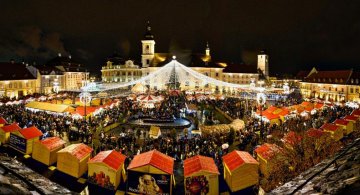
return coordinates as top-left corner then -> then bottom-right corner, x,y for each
80,91 -> 92,121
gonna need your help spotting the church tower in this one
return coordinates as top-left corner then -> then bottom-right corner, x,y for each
205,42 -> 210,57
141,21 -> 155,68
257,50 -> 269,78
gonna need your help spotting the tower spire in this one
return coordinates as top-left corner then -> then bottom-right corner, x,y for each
144,20 -> 154,40
205,41 -> 210,56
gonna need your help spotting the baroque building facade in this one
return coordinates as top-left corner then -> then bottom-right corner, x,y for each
101,22 -> 269,92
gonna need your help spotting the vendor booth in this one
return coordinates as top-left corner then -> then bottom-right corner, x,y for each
0,117 -> 8,127
344,115 -> 360,130
127,150 -> 174,195
351,109 -> 360,117
57,143 -> 93,178
305,128 -> 328,153
334,119 -> 353,135
32,137 -> 65,166
0,123 -> 21,145
254,143 -> 282,178
149,126 -> 161,139
222,151 -> 259,192
25,101 -> 73,113
320,123 -> 343,141
184,155 -> 220,195
88,150 -> 127,190
282,131 -> 302,150
9,126 -> 43,154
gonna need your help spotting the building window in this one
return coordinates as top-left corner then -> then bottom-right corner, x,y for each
329,87 -> 331,91
216,73 -> 219,77
356,88 -> 359,93
341,88 -> 344,92
146,59 -> 150,65
350,88 -> 354,93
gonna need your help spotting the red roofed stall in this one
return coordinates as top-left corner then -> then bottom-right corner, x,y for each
320,123 -> 343,141
334,119 -> 353,135
184,155 -> 220,195
282,131 -> 302,149
0,123 -> 21,144
127,150 -> 174,195
88,150 -> 127,190
9,126 -> 43,154
0,117 -> 8,127
254,143 -> 282,178
222,151 -> 259,192
32,137 -> 65,165
57,143 -> 93,178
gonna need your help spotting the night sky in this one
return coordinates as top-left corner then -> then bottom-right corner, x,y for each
1,0 -> 360,76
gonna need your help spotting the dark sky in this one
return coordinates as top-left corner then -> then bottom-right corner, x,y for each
1,0 -> 360,76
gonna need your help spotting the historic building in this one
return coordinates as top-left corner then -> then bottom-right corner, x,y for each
298,68 -> 360,102
33,54 -> 89,93
101,22 -> 267,92
0,61 -> 40,98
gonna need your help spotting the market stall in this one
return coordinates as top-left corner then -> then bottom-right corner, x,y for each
25,101 -> 73,113
57,143 -> 93,178
351,109 -> 360,117
0,117 -> 8,127
184,155 -> 220,195
320,123 -> 343,141
344,115 -> 360,130
254,143 -> 282,178
149,126 -> 161,139
88,150 -> 127,190
222,151 -> 259,192
32,137 -> 65,166
0,123 -> 21,145
9,126 -> 43,154
334,119 -> 353,135
127,150 -> 174,195
281,131 -> 302,150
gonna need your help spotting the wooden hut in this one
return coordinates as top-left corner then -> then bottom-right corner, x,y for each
0,123 -> 21,145
254,143 -> 282,178
320,123 -> 343,141
88,150 -> 126,190
334,119 -> 353,135
222,151 -> 259,192
32,137 -> 65,166
127,150 -> 174,195
0,117 -> 8,127
282,131 -> 302,150
57,143 -> 93,178
149,126 -> 161,139
344,115 -> 360,131
184,155 -> 220,195
9,126 -> 43,154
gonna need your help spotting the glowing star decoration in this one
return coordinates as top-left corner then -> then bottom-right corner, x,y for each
257,92 -> 266,105
79,92 -> 92,105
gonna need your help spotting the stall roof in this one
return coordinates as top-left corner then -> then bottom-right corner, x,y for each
351,109 -> 360,116
334,119 -> 350,126
344,115 -> 359,121
306,128 -> 325,138
58,143 -> 93,160
282,131 -> 302,146
320,123 -> 341,132
25,101 -> 71,113
89,150 -> 126,170
19,126 -> 43,139
1,123 -> 21,133
39,137 -> 65,151
222,151 -> 258,172
0,117 -> 8,124
255,143 -> 281,160
184,155 -> 219,177
74,106 -> 99,116
127,150 -> 174,174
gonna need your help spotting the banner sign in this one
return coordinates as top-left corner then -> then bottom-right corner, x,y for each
127,170 -> 171,195
9,133 -> 26,153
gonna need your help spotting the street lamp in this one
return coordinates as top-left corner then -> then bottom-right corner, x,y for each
79,91 -> 92,120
